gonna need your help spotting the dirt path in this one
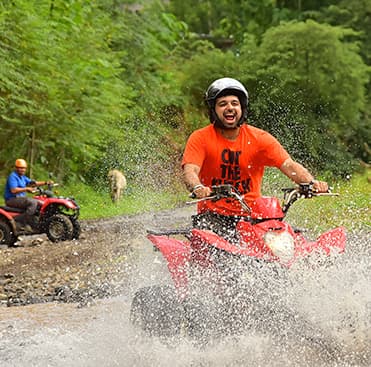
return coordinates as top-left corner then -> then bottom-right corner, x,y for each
0,205 -> 195,307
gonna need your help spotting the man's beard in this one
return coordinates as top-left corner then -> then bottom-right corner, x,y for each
214,117 -> 240,129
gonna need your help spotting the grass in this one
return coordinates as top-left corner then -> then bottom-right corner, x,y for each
263,169 -> 370,234
57,182 -> 189,220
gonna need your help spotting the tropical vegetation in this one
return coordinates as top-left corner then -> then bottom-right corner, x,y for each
1,0 -> 370,201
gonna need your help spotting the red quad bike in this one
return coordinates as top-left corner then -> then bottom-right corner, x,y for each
0,183 -> 81,246
130,183 -> 346,351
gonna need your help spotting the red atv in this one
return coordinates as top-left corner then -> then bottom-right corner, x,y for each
0,183 -> 81,246
131,184 -> 346,345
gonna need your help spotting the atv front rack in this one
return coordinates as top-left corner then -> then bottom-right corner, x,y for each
147,228 -> 192,236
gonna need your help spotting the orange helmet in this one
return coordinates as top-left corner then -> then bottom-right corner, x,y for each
15,158 -> 27,168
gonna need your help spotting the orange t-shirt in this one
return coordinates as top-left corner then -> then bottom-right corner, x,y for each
181,124 -> 290,215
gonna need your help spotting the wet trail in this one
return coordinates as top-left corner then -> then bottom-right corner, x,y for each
0,206 -> 370,367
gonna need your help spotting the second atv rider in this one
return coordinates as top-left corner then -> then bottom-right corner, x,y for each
182,77 -> 328,239
4,159 -> 53,231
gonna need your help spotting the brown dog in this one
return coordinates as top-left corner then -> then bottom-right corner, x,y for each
107,169 -> 127,203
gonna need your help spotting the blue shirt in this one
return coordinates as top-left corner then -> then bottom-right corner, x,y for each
4,171 -> 32,200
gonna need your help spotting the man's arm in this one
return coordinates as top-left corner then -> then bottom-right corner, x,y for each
10,186 -> 35,194
279,158 -> 328,192
183,163 -> 211,198
8,175 -> 34,194
10,180 -> 51,194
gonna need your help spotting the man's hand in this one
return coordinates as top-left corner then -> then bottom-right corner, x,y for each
192,184 -> 212,199
183,163 -> 212,198
312,180 -> 329,193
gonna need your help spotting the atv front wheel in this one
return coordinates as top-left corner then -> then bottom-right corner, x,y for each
0,220 -> 17,246
45,214 -> 73,242
130,285 -> 183,337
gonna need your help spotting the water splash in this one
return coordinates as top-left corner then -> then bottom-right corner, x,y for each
0,229 -> 369,367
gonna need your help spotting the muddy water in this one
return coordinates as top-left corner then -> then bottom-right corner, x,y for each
0,207 -> 370,367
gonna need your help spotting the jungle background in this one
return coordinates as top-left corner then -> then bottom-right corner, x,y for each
0,0 -> 370,210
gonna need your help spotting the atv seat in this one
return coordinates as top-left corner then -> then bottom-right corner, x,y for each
0,205 -> 25,213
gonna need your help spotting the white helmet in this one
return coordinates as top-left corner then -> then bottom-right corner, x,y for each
205,77 -> 249,126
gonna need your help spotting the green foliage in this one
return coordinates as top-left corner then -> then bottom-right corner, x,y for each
83,111 -> 183,193
0,0 -> 131,179
166,0 -> 277,44
0,0 -> 370,202
242,20 -> 369,175
254,21 -> 368,122
107,2 -> 187,113
319,0 -> 371,65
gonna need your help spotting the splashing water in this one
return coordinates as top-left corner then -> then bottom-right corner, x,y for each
0,229 -> 369,367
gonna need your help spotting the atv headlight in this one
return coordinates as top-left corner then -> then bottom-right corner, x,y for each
264,230 -> 295,264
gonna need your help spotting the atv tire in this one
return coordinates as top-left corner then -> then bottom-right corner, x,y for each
130,285 -> 183,337
0,220 -> 17,246
45,214 -> 73,242
69,217 -> 81,240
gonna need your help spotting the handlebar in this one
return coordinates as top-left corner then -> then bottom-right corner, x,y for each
32,183 -> 59,197
187,183 -> 339,215
281,183 -> 338,213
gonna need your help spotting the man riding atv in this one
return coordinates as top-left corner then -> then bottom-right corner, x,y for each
182,77 -> 329,238
4,159 -> 52,232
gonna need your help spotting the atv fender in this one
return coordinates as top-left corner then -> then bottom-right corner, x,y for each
315,226 -> 346,255
192,229 -> 240,255
0,208 -> 17,234
37,197 -> 79,214
147,235 -> 191,298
